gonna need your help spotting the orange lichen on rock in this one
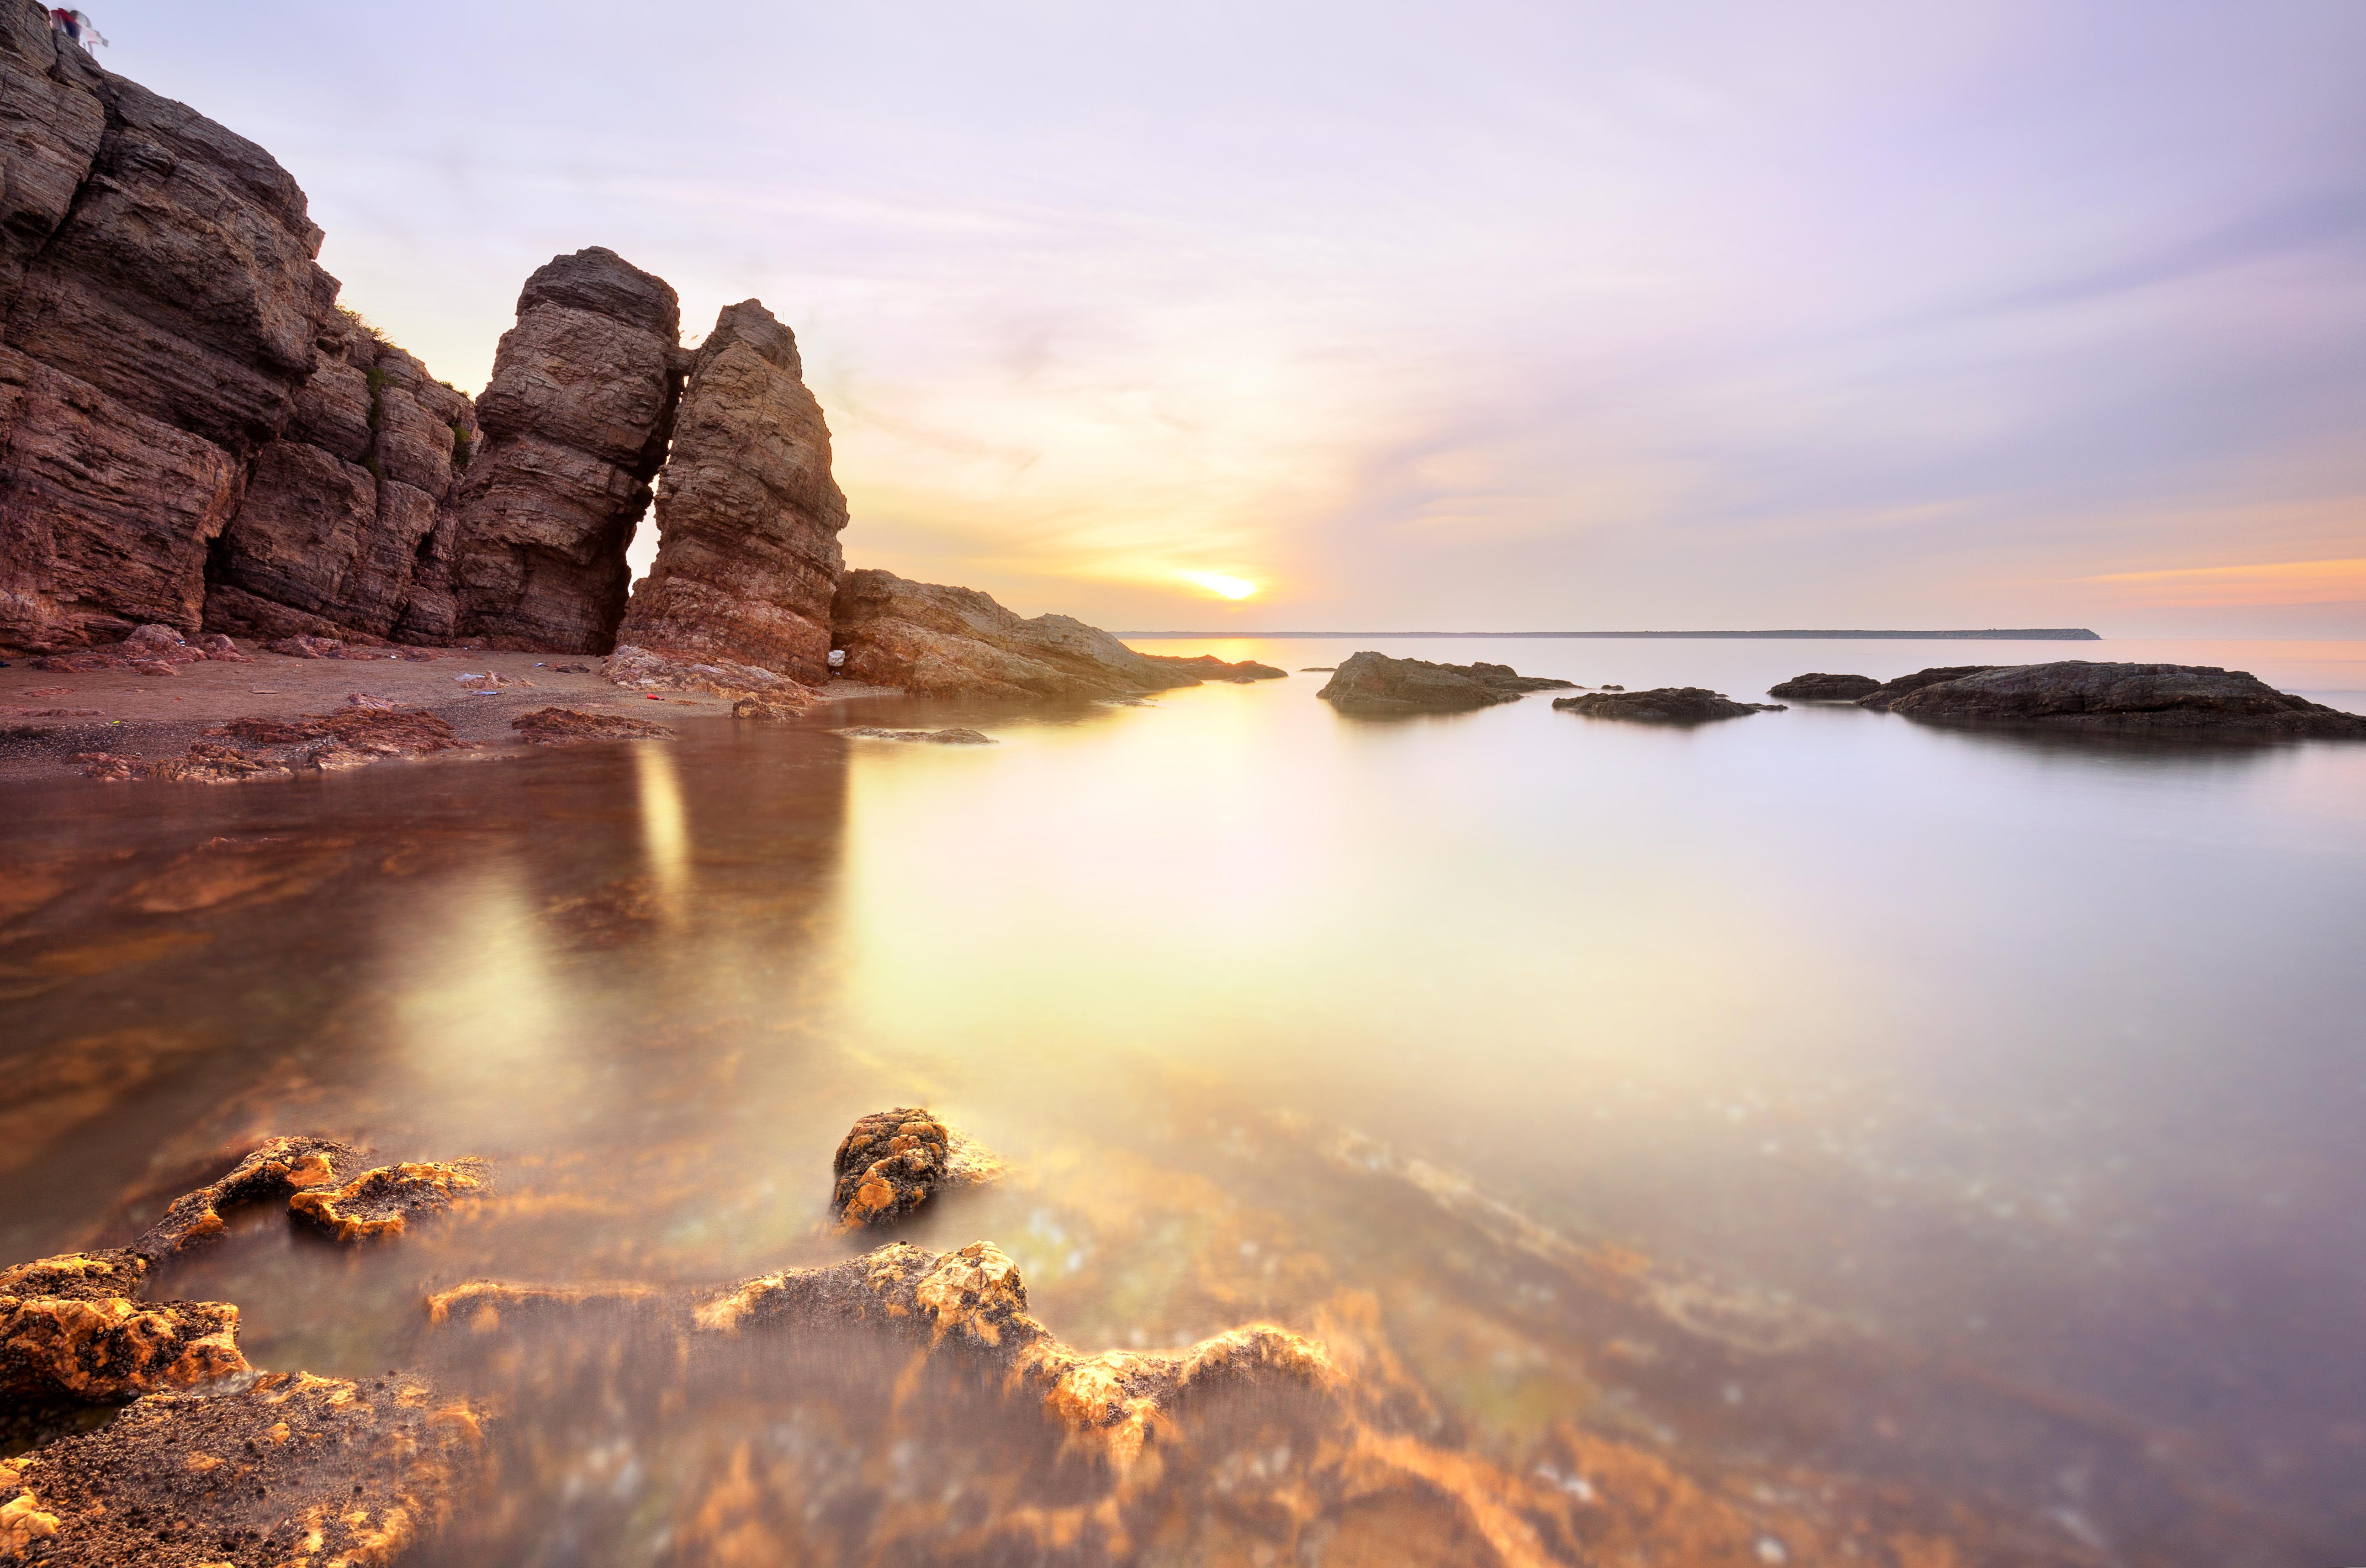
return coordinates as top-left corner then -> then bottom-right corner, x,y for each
134,1135 -> 361,1258
827,1107 -> 1002,1230
1,1371 -> 488,1568
288,1158 -> 492,1241
0,1256 -> 248,1403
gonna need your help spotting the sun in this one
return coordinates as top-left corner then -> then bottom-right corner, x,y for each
1177,570 -> 1258,601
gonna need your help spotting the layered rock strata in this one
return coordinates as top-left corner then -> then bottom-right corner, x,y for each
1315,650 -> 1570,714
1883,660 -> 2366,737
1553,687 -> 1785,722
448,248 -> 684,652
616,301 -> 847,681
1768,671 -> 1879,700
831,569 -> 1203,700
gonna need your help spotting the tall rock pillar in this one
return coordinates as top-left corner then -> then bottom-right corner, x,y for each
448,247 -> 682,652
616,301 -> 847,681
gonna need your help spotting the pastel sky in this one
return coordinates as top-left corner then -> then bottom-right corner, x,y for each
96,1 -> 2366,634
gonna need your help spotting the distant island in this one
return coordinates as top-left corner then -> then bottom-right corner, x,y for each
1122,628 -> 2104,641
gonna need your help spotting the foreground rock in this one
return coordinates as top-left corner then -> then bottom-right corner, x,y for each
831,570 -> 1203,700
1138,653 -> 1287,682
1884,661 -> 2366,737
0,1254 -> 245,1404
1768,671 -> 1879,700
288,1159 -> 492,1241
615,302 -> 848,681
603,643 -> 818,707
0,1370 -> 487,1568
1853,665 -> 2000,711
449,248 -> 684,652
1315,651 -> 1572,714
510,707 -> 673,745
1553,688 -> 1785,722
829,1109 -> 1003,1229
840,726 -> 994,745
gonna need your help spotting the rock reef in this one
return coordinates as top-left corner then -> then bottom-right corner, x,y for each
1767,671 -> 1879,700
1853,665 -> 2000,712
1316,651 -> 1572,714
1138,653 -> 1287,682
831,570 -> 1202,700
1553,687 -> 1785,722
1884,660 -> 2366,737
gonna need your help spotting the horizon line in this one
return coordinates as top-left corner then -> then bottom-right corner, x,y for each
1118,628 -> 2106,641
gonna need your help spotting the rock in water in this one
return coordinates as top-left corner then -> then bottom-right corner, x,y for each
510,707 -> 674,744
1553,688 -> 1785,722
1884,661 -> 2366,737
615,302 -> 848,682
0,1252 -> 248,1403
831,570 -> 1203,700
1768,672 -> 1879,700
449,248 -> 684,652
1138,653 -> 1289,681
1852,665 -> 2000,711
1315,651 -> 1568,714
840,726 -> 996,744
287,1158 -> 492,1241
829,1109 -> 1002,1229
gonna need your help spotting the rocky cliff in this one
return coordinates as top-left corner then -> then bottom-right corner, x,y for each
616,300 -> 846,681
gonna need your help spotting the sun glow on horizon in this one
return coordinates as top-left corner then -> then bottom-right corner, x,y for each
1178,570 -> 1259,601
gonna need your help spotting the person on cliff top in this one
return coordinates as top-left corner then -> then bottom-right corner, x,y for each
47,9 -> 107,50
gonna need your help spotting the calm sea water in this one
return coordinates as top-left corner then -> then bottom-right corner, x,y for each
3,638 -> 2361,1565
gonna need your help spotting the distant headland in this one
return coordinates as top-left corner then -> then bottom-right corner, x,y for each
1122,629 -> 2105,641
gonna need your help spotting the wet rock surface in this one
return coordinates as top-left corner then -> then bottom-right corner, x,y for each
1853,665 -> 2001,712
1884,660 -> 2366,737
508,707 -> 672,745
1316,651 -> 1569,714
828,1109 -> 1002,1229
831,570 -> 1203,701
1138,653 -> 1288,682
1768,671 -> 1880,700
0,1259 -> 245,1404
840,726 -> 995,744
1553,687 -> 1786,722
286,1158 -> 491,1241
132,1135 -> 360,1258
448,248 -> 684,653
615,302 -> 847,682
601,643 -> 817,706
78,705 -> 477,781
0,1370 -> 487,1568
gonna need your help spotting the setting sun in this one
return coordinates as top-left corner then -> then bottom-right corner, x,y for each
1178,570 -> 1259,600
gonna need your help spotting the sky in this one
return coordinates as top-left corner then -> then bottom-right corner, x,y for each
90,1 -> 2366,634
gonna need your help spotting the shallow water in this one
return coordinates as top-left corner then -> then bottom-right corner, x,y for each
4,638 -> 2362,1565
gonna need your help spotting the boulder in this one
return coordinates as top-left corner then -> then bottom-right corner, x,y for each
616,301 -> 848,681
0,1273 -> 246,1404
1314,651 -> 1533,714
1553,688 -> 1785,722
603,642 -> 818,705
449,248 -> 684,651
831,569 -> 1202,700
1767,672 -> 1879,700
1852,665 -> 2000,712
1884,661 -> 2366,737
510,706 -> 674,744
828,1108 -> 1002,1230
1139,652 -> 1288,682
286,1158 -> 491,1241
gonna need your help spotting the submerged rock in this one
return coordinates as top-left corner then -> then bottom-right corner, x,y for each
1315,651 -> 1568,714
1882,660 -> 2366,737
1553,688 -> 1785,722
830,570 -> 1202,701
615,301 -> 848,682
287,1159 -> 492,1242
0,1370 -> 487,1568
1767,672 -> 1879,700
839,726 -> 996,745
829,1109 -> 1002,1229
509,707 -> 673,745
1852,665 -> 2000,712
1138,653 -> 1288,682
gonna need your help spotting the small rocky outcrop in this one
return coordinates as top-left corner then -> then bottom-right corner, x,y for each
1138,653 -> 1287,682
603,643 -> 818,706
1553,688 -> 1785,722
132,1134 -> 359,1257
840,726 -> 995,744
1884,661 -> 2366,736
1314,651 -> 1563,714
447,248 -> 685,652
829,1109 -> 1001,1230
1767,672 -> 1879,700
510,707 -> 673,745
0,1369 -> 487,1568
0,1253 -> 246,1404
830,570 -> 1203,700
287,1158 -> 492,1241
615,302 -> 848,682
1852,665 -> 2000,712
